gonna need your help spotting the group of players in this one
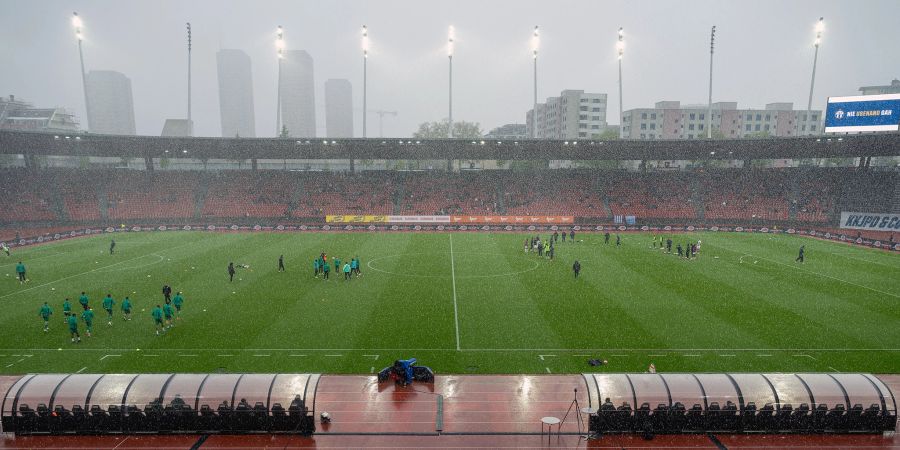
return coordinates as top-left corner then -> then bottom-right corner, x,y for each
524,229 -> 582,260
313,253 -> 361,280
39,286 -> 185,343
650,235 -> 701,259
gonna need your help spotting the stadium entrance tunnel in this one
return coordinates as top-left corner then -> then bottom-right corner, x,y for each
582,373 -> 896,434
1,373 -> 320,435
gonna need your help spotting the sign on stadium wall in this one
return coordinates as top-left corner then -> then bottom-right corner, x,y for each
839,212 -> 900,231
325,215 -> 389,223
450,215 -> 574,224
824,94 -> 900,133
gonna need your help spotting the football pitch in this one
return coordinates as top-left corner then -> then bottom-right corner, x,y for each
1,230 -> 898,375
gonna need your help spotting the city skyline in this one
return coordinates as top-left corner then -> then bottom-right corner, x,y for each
0,0 -> 898,137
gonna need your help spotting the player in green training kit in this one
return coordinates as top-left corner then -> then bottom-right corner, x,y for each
172,292 -> 184,320
39,302 -> 52,332
78,292 -> 89,310
81,307 -> 94,337
152,305 -> 164,335
67,313 -> 81,343
62,298 -> 72,323
163,303 -> 175,330
15,261 -> 26,283
102,294 -> 116,325
121,296 -> 133,321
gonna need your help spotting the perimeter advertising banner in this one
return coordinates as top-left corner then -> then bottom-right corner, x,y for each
840,212 -> 900,231
450,215 -> 574,224
824,94 -> 900,133
325,215 -> 389,223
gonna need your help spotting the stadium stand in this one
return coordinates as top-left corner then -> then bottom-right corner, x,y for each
1,167 -> 897,225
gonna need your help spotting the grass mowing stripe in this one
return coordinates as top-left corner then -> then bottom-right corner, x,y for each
449,234 -> 460,351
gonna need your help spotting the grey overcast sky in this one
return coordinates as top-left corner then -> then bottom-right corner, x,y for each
1,0 -> 898,138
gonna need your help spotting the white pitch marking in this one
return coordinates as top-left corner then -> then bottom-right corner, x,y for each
538,354 -> 557,361
683,354 -> 701,357
794,354 -> 817,360
76,366 -> 87,373
719,354 -> 736,357
99,354 -> 121,361
324,354 -> 343,357
363,354 -> 380,360
289,354 -> 307,357
253,354 -> 270,357
545,367 -> 552,373
449,234 -> 461,351
573,354 -> 591,357
611,354 -> 628,357
828,366 -> 841,372
0,239 -> 202,300
757,354 -> 773,357
370,367 -> 375,373
143,354 -> 160,357
648,354 -> 667,357
178,354 -> 198,357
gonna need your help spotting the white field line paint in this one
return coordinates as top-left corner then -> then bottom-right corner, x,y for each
573,354 -> 591,357
720,354 -> 737,357
648,354 -> 667,357
5,347 -> 900,352
370,367 -> 375,373
538,355 -> 557,361
724,246 -> 900,299
611,354 -> 628,357
0,239 -> 203,301
738,254 -> 754,264
217,354 -> 234,357
829,366 -> 841,372
253,354 -> 270,357
143,354 -> 160,357
683,354 -> 701,357
5,358 -> 26,368
363,354 -> 380,360
545,367 -> 552,374
178,354 -> 198,357
324,354 -> 343,357
449,233 -> 461,351
99,354 -> 121,361
75,366 -> 87,373
794,354 -> 817,360
757,354 -> 773,357
289,354 -> 307,357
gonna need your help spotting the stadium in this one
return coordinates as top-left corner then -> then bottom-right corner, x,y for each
2,0 -> 900,447
0,129 -> 898,448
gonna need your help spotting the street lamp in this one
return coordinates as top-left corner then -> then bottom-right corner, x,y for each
531,25 -> 539,138
707,25 -> 716,139
276,25 -> 284,136
448,26 -> 454,139
617,27 -> 624,138
362,25 -> 368,138
807,17 -> 824,112
72,12 -> 90,131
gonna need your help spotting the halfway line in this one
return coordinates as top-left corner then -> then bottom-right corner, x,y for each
449,234 -> 461,351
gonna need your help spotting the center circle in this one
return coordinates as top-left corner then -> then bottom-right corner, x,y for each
366,252 -> 540,279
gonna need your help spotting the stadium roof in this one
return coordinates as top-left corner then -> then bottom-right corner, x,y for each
0,130 -> 898,161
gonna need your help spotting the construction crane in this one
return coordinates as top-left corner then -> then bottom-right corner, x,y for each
368,110 -> 397,138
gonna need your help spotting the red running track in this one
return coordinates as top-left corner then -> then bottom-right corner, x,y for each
1,374 -> 898,449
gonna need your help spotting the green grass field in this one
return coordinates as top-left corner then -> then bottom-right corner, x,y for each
1,231 -> 898,375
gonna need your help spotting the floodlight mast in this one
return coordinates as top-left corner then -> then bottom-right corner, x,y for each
531,26 -> 539,138
807,17 -> 824,113
73,12 -> 91,131
362,25 -> 368,138
617,27 -> 624,138
707,25 -> 716,139
276,26 -> 284,136
448,26 -> 454,139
